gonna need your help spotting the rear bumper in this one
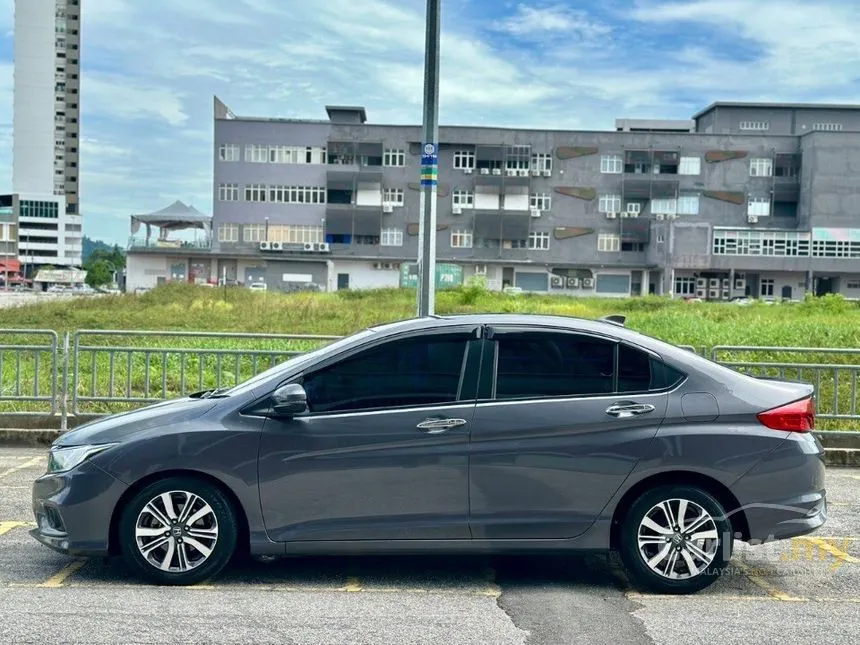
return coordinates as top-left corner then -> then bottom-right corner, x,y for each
730,431 -> 827,543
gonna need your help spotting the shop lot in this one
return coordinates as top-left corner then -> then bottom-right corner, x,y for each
2,447 -> 858,645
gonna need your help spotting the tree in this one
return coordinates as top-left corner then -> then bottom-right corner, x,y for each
84,259 -> 113,287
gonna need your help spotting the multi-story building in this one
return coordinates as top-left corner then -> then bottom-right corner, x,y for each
3,0 -> 83,272
126,98 -> 860,300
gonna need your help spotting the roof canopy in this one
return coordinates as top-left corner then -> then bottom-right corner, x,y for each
131,200 -> 212,236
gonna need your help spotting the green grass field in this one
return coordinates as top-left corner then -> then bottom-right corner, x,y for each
0,284 -> 858,427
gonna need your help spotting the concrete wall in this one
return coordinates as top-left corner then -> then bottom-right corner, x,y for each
328,260 -> 401,291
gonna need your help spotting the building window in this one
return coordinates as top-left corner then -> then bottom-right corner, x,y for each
712,230 -> 812,257
739,121 -> 769,131
453,150 -> 475,170
674,277 -> 696,296
598,195 -> 621,213
748,197 -> 771,216
598,234 -> 620,252
750,158 -> 773,177
531,153 -> 552,173
600,154 -> 623,174
651,199 -> 677,216
244,144 -> 269,163
381,228 -> 403,247
267,225 -> 324,244
218,224 -> 239,243
244,184 -> 267,202
354,235 -> 379,245
218,144 -> 239,162
19,201 -> 60,218
452,190 -> 474,208
218,183 -> 239,201
530,193 -> 552,211
451,228 -> 473,248
679,156 -> 701,175
243,224 -> 266,243
813,123 -> 843,132
268,186 -> 326,204
846,280 -> 860,289
383,149 -> 406,167
383,188 -> 405,206
677,196 -> 700,215
528,231 -> 550,250
760,278 -> 775,298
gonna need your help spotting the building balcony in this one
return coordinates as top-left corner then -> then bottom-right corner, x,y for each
128,236 -> 212,252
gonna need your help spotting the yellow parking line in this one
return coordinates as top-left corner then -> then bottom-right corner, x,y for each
797,537 -> 859,566
36,559 -> 88,588
0,456 -> 44,481
734,560 -> 807,602
343,576 -> 362,592
0,521 -> 35,537
626,592 -> 860,603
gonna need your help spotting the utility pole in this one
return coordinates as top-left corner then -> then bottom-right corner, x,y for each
416,0 -> 442,317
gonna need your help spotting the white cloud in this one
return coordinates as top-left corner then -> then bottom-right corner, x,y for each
495,3 -> 613,38
83,74 -> 188,126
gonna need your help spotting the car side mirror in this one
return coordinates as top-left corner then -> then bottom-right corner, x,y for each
270,383 -> 308,418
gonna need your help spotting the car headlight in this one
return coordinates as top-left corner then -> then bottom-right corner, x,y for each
47,444 -> 118,474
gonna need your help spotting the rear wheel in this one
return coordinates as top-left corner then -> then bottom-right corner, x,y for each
119,477 -> 237,585
619,485 -> 733,594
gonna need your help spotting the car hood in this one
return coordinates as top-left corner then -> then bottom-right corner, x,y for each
55,398 -> 219,447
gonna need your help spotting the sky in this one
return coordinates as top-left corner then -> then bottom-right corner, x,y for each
0,0 -> 859,244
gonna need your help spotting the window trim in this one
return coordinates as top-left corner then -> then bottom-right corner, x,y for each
480,327 -> 684,404
277,326 -> 484,418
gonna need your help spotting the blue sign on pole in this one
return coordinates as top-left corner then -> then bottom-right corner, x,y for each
420,142 -> 439,187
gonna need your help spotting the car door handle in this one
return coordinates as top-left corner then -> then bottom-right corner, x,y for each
605,403 -> 656,418
416,418 -> 468,434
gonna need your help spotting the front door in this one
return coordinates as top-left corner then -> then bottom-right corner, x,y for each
337,273 -> 349,290
468,327 -> 670,540
259,327 -> 482,542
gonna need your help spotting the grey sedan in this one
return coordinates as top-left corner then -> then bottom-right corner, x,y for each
31,314 -> 826,594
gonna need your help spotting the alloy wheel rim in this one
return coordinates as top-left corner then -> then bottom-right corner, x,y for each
637,498 -> 720,580
135,491 -> 219,573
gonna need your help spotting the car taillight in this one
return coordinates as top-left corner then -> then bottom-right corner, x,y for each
757,397 -> 815,432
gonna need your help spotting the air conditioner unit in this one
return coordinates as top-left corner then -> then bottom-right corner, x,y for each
531,169 -> 541,177
530,208 -> 541,218
582,277 -> 595,289
722,278 -> 731,289
271,242 -> 283,251
382,263 -> 394,270
372,262 -> 382,270
621,211 -> 630,219
696,278 -> 707,289
567,277 -> 580,288
709,289 -> 720,300
464,168 -> 473,175
506,169 -> 517,177
542,170 -> 551,177
626,210 -> 639,219
452,205 -> 463,215
551,276 -> 564,289
317,243 -> 330,252
734,279 -> 746,291
518,169 -> 529,177
480,168 -> 490,175
748,215 -> 759,223
668,213 -> 680,220
492,168 -> 502,176
606,212 -> 618,219
655,213 -> 666,221
722,289 -> 730,299
475,264 -> 488,276
259,241 -> 271,251
696,289 -> 706,298
383,203 -> 394,214
709,278 -> 720,289
303,243 -> 314,251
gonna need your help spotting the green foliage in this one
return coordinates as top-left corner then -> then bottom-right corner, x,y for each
84,260 -> 114,287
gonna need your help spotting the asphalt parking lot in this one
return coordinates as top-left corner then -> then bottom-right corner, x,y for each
1,447 -> 858,645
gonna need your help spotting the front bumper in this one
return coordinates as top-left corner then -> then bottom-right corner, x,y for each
31,459 -> 129,556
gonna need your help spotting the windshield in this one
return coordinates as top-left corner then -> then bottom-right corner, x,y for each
218,329 -> 376,397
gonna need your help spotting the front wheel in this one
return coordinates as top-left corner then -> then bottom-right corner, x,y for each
119,477 -> 238,585
619,485 -> 733,594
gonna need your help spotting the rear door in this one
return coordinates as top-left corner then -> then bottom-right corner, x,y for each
468,326 -> 675,540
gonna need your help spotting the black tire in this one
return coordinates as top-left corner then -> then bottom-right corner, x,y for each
619,485 -> 733,594
119,476 -> 238,586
